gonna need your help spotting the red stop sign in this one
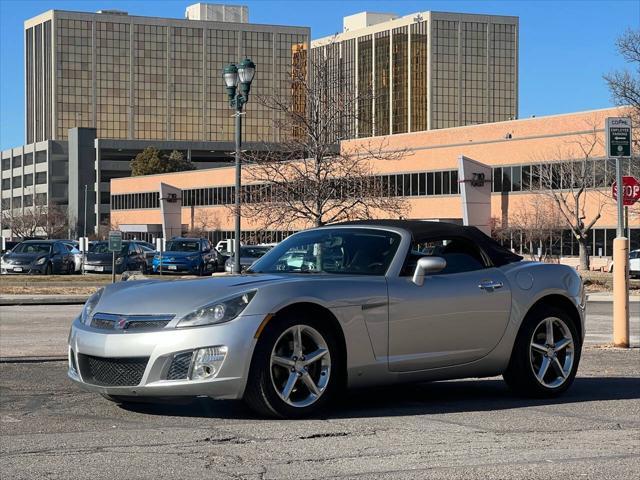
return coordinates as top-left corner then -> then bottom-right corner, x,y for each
612,176 -> 640,206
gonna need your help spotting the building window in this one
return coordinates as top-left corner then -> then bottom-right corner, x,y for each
12,155 -> 22,168
392,26 -> 408,134
24,194 -> 33,207
35,172 -> 47,185
13,176 -> 22,188
24,174 -> 33,187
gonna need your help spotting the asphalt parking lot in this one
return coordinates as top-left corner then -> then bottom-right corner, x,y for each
0,303 -> 639,479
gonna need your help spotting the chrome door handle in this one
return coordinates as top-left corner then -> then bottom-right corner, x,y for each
479,280 -> 504,291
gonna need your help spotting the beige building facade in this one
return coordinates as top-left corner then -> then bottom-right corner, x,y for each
110,107 -> 639,262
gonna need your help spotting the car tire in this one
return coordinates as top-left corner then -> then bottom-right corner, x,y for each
503,304 -> 581,398
243,312 -> 342,418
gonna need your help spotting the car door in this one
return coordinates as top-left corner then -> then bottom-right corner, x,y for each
51,243 -> 65,272
387,237 -> 512,372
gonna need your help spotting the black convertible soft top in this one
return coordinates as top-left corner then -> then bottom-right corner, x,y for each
332,219 -> 523,267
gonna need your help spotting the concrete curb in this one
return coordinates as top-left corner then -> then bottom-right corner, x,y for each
0,356 -> 67,363
0,295 -> 88,306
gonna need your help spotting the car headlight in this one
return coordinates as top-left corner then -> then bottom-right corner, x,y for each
115,257 -> 124,265
176,291 -> 256,328
35,257 -> 47,265
81,288 -> 104,325
2,257 -> 12,265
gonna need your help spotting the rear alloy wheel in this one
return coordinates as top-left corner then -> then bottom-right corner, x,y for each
504,305 -> 581,397
244,315 -> 340,418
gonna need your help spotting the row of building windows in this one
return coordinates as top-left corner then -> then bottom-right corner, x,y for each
491,158 -> 637,193
1,193 -> 48,211
498,228 -> 640,258
111,168 -> 462,211
1,172 -> 47,190
1,152 -> 47,170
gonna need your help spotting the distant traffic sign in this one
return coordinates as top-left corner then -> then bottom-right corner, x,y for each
108,231 -> 123,252
612,176 -> 640,206
606,117 -> 632,158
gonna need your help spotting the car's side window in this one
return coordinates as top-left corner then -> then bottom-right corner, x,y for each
401,237 -> 488,276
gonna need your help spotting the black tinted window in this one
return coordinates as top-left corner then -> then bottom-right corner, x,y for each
402,237 -> 486,276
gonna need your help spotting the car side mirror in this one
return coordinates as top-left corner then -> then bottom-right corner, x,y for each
412,256 -> 447,286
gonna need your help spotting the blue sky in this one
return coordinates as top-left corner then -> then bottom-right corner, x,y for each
1,0 -> 638,149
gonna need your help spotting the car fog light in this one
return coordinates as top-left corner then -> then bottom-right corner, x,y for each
190,346 -> 228,380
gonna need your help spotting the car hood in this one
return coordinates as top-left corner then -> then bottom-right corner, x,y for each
3,253 -> 44,263
93,274 -> 288,317
87,252 -> 121,262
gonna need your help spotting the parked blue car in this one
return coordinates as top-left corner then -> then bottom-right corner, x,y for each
152,238 -> 219,275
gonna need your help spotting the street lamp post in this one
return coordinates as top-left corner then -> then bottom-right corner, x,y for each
223,58 -> 256,274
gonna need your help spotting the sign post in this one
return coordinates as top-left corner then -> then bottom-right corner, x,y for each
605,117 -> 632,348
108,231 -> 122,284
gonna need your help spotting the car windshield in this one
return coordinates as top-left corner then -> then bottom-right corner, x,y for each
89,242 -> 127,254
631,251 -> 640,259
165,240 -> 200,252
12,243 -> 52,254
240,247 -> 270,258
248,228 -> 401,275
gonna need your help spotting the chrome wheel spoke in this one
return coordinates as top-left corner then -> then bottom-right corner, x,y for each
545,319 -> 555,345
281,372 -> 298,400
554,338 -> 571,352
536,356 -> 551,382
531,342 -> 547,354
302,348 -> 328,366
272,355 -> 295,368
552,357 -> 567,378
301,371 -> 321,396
293,325 -> 303,357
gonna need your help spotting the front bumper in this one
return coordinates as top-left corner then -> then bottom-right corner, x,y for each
152,260 -> 199,273
1,263 -> 45,274
83,264 -> 112,273
68,314 -> 264,400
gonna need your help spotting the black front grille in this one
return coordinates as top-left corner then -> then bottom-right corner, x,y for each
90,314 -> 173,331
126,320 -> 171,330
78,354 -> 148,386
167,352 -> 193,380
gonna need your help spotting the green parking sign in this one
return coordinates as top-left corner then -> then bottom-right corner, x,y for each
606,117 -> 632,157
108,231 -> 122,252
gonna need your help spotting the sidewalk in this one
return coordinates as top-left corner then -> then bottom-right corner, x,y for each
587,292 -> 640,303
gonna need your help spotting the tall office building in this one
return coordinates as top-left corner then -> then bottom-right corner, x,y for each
24,4 -> 308,144
3,4 -> 308,237
311,11 -> 518,138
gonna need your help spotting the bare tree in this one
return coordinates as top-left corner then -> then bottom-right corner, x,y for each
187,208 -> 220,237
508,196 -> 564,261
534,126 -> 607,271
1,199 -> 68,239
604,28 -> 640,147
239,40 -> 409,230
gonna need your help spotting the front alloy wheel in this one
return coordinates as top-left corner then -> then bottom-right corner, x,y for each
244,314 -> 341,418
270,325 -> 331,408
504,304 -> 581,397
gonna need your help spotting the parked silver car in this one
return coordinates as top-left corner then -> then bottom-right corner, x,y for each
68,220 -> 586,418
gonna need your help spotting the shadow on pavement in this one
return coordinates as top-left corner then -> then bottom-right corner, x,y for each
118,376 -> 640,419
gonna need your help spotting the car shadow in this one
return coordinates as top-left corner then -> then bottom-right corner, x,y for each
118,376 -> 640,420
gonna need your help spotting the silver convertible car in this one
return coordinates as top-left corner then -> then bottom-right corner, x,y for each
68,220 -> 586,418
